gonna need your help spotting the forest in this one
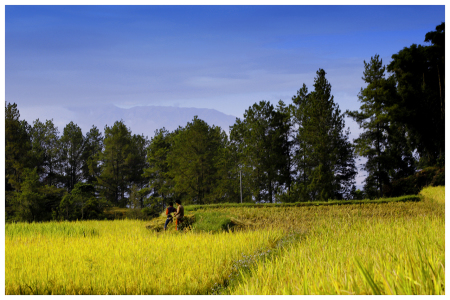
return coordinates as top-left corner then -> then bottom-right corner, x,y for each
5,22 -> 444,223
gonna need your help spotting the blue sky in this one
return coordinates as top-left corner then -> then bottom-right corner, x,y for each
4,5 -> 445,188
5,5 -> 445,125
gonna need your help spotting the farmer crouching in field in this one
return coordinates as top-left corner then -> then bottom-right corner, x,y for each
173,200 -> 184,231
164,202 -> 177,231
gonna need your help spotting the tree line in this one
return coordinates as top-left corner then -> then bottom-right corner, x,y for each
5,22 -> 444,222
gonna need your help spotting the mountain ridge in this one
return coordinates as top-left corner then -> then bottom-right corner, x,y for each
67,104 -> 238,137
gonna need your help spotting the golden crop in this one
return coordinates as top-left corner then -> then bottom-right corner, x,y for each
223,187 -> 445,295
6,220 -> 283,295
226,213 -> 444,294
6,186 -> 445,295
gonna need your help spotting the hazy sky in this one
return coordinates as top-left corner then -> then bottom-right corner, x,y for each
6,5 -> 444,121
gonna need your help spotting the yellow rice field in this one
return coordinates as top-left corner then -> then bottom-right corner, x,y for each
226,212 -> 444,294
5,220 -> 282,295
5,186 -> 445,295
223,186 -> 445,295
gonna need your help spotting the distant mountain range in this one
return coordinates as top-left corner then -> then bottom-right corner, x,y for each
67,105 -> 239,138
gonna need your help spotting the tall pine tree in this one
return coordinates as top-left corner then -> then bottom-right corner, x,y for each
60,121 -> 85,191
387,22 -> 445,166
167,116 -> 227,205
292,69 -> 356,201
96,120 -> 134,207
230,100 -> 291,203
29,119 -> 61,187
347,55 -> 415,198
144,128 -> 175,205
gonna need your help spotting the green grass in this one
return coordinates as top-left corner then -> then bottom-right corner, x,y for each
191,211 -> 234,233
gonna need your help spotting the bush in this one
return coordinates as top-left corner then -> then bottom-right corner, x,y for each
384,167 -> 445,197
124,206 -> 162,220
141,205 -> 162,219
430,168 -> 445,186
103,207 -> 128,220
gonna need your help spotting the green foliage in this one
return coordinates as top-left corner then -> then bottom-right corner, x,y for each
212,140 -> 242,203
387,23 -> 445,166
167,116 -> 228,204
59,121 -> 85,191
82,125 -> 103,184
347,23 -> 445,198
29,118 -> 61,186
5,103 -> 34,222
127,134 -> 150,190
125,184 -> 162,220
129,184 -> 142,209
96,120 -> 133,206
230,100 -> 291,203
95,120 -> 149,207
125,207 -> 159,220
9,168 -> 65,222
11,168 -> 45,222
291,69 -> 356,201
5,102 -> 32,193
192,211 -> 233,233
346,54 -> 416,199
350,186 -> 365,200
103,207 -> 129,220
58,182 -> 105,221
430,168 -> 445,186
384,167 -> 444,197
143,128 -> 175,203
140,206 -> 162,219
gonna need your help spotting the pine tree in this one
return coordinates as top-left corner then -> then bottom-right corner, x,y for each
387,22 -> 445,166
5,102 -> 32,192
144,128 -> 175,205
29,119 -> 61,187
230,101 -> 291,203
5,103 -> 33,220
60,121 -> 85,191
96,120 -> 134,206
292,69 -> 356,201
126,133 -> 150,194
347,55 -> 415,198
167,116 -> 227,205
290,84 -> 313,201
82,125 -> 103,184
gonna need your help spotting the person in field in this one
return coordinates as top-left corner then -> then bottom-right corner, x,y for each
173,200 -> 184,231
164,202 -> 177,231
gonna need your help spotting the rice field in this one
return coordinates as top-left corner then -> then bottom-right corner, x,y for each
5,186 -> 445,295
225,211 -> 444,294
5,220 -> 283,295
222,186 -> 445,295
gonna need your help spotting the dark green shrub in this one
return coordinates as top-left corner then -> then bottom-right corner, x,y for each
431,168 -> 445,186
385,167 -> 444,197
83,197 -> 105,220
